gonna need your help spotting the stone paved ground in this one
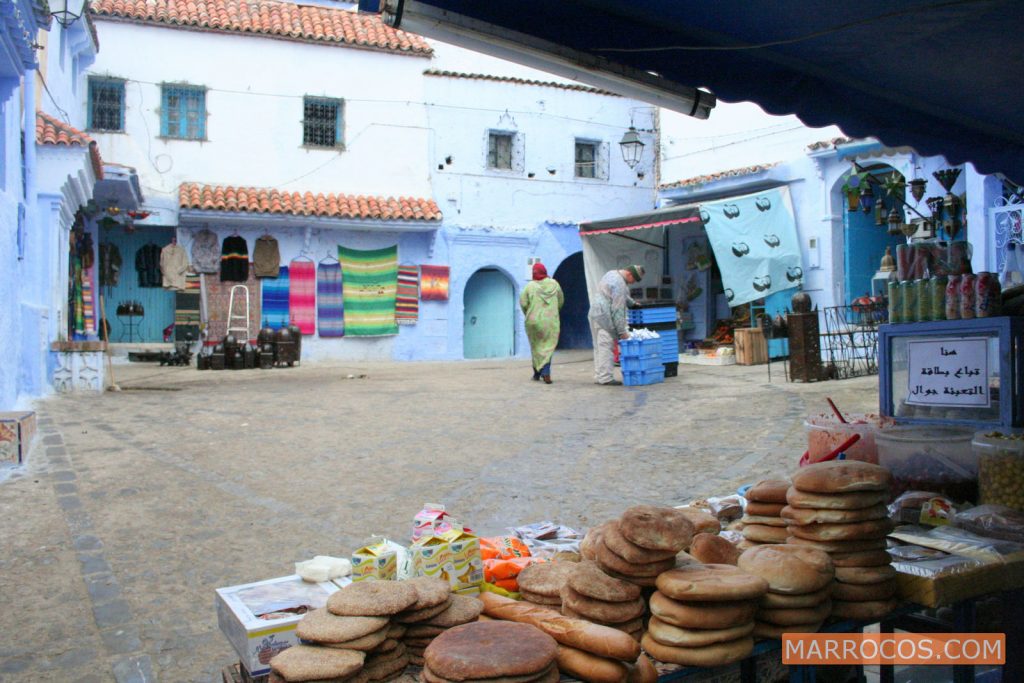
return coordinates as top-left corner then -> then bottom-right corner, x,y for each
0,351 -> 879,682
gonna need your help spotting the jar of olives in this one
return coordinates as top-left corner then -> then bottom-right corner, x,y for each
973,430 -> 1024,512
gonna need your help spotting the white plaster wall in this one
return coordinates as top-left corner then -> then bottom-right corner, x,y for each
86,20 -> 434,214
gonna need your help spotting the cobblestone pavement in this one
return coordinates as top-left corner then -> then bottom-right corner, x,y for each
0,351 -> 879,682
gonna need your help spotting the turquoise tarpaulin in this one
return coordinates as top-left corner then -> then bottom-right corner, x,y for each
702,186 -> 801,308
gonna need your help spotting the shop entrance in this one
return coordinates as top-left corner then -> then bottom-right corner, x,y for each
843,165 -> 906,303
98,224 -> 177,343
553,252 -> 591,349
463,268 -> 515,359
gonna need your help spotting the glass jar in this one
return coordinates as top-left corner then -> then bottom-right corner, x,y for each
972,431 -> 1024,512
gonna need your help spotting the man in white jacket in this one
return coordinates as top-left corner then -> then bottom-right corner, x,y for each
588,265 -> 644,385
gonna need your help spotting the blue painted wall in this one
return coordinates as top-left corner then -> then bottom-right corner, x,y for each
100,225 -> 177,343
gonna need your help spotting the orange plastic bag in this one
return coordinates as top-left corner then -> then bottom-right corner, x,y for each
483,557 -> 538,587
480,536 -> 531,560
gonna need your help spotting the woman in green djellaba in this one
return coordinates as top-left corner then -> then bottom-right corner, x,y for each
520,262 -> 565,384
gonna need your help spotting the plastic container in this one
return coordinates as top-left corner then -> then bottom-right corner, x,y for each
804,414 -> 896,465
622,366 -> 665,386
972,430 -> 1024,512
875,426 -> 978,502
620,354 -> 663,373
619,337 -> 662,359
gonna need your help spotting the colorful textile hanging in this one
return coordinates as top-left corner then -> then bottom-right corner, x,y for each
396,265 -> 419,325
81,269 -> 96,335
174,273 -> 202,342
317,261 -> 344,338
288,259 -> 317,335
420,265 -> 450,301
261,265 -> 290,330
337,245 -> 398,337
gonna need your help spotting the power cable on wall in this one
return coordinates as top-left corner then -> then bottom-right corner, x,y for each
35,68 -> 71,123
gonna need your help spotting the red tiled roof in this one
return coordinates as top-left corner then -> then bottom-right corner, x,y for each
91,0 -> 432,55
36,111 -> 105,180
179,183 -> 443,222
660,163 -> 778,190
806,136 -> 855,151
424,70 -> 619,96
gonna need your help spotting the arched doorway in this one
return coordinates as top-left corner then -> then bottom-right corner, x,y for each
553,252 -> 591,349
842,165 -> 907,303
463,268 -> 515,358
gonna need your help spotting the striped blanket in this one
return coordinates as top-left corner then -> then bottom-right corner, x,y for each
289,259 -> 316,335
317,262 -> 344,337
174,272 -> 202,341
420,265 -> 450,301
261,265 -> 290,329
396,265 -> 419,325
337,245 -> 398,337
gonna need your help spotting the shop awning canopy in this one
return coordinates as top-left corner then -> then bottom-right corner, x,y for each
367,0 -> 1024,182
579,206 -> 702,236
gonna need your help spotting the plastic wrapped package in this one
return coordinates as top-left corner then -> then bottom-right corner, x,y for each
689,495 -> 744,522
889,524 -> 1024,563
953,504 -> 1024,544
888,490 -> 950,524
508,521 -> 582,559
719,529 -> 745,546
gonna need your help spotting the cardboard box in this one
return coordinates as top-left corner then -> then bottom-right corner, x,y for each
350,538 -> 398,582
412,503 -> 457,543
410,523 -> 483,593
0,411 -> 36,466
215,575 -> 338,678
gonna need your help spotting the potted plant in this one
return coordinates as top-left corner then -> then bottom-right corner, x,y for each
841,171 -> 869,212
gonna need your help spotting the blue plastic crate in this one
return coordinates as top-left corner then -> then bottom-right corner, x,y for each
623,366 -> 665,386
619,337 -> 662,359
628,307 -> 676,324
621,354 -> 664,372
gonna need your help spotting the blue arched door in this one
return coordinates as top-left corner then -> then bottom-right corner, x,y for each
463,269 -> 515,359
554,252 -> 591,349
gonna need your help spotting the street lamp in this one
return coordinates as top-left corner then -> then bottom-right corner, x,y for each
619,126 -> 645,169
50,0 -> 86,29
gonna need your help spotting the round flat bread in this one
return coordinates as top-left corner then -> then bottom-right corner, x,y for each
365,654 -> 410,682
596,539 -> 676,577
425,594 -> 484,628
740,515 -> 789,527
405,625 -> 446,638
759,585 -> 831,609
792,461 -> 892,494
560,585 -> 646,624
688,533 -> 741,566
371,639 -> 400,654
786,536 -> 887,554
424,622 -> 557,680
832,579 -> 898,602
320,627 -> 389,651
567,560 -> 642,603
396,597 -> 454,624
745,480 -> 790,504
387,624 -> 407,640
328,581 -> 419,617
656,565 -> 768,603
366,643 -> 408,667
831,599 -> 899,621
648,591 -> 757,630
580,523 -> 612,561
640,633 -> 753,667
674,508 -> 721,535
406,577 -> 452,610
834,564 -> 897,585
560,606 -> 644,633
409,654 -> 424,667
647,617 -> 754,648
619,505 -> 694,552
745,501 -> 786,517
741,524 -> 789,544
604,522 -> 678,563
405,637 -> 436,647
829,550 -> 893,568
422,664 -> 557,683
758,599 -> 832,626
737,544 -> 834,595
752,620 -> 824,639
789,518 -> 895,542
271,645 -> 366,681
781,503 -> 889,525
602,568 -> 659,587
786,487 -> 887,511
518,561 -> 577,598
297,610 -> 390,644
270,672 -> 370,683
519,590 -> 562,606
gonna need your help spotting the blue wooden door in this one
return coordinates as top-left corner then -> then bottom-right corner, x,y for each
99,226 -> 178,343
463,269 -> 515,359
844,208 -> 903,304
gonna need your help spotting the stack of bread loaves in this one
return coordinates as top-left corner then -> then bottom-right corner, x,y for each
517,560 -> 577,609
561,560 -> 646,641
643,564 -> 768,667
395,579 -> 483,667
688,533 -> 741,565
740,480 -> 791,546
737,544 -> 835,638
581,506 -> 695,587
782,461 -> 898,621
422,621 -> 559,683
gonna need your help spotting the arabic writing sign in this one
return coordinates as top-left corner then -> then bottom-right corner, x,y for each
906,337 -> 990,408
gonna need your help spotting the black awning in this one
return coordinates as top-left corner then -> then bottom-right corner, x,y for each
579,206 -> 702,236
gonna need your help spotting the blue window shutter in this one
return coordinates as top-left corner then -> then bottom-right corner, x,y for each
161,85 -> 206,139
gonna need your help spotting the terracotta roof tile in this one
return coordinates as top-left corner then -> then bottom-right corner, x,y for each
806,136 -> 856,151
424,70 -> 619,96
179,182 -> 442,222
36,111 -> 105,180
91,0 -> 432,55
660,163 -> 779,190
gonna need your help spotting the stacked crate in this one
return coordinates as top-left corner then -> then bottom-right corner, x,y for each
619,337 -> 665,386
628,306 -> 679,377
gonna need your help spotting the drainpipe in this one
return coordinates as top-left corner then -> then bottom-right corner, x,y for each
23,68 -> 36,235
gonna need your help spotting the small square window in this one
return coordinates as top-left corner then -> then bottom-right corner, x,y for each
488,133 -> 513,169
161,84 -> 206,140
575,141 -> 597,178
303,97 -> 343,148
88,77 -> 125,132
